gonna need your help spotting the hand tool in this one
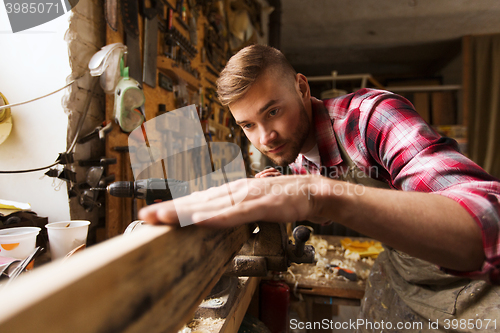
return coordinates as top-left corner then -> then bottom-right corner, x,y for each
105,0 -> 118,31
325,264 -> 358,281
162,26 -> 198,58
121,0 -> 142,82
105,178 -> 189,205
143,0 -> 160,87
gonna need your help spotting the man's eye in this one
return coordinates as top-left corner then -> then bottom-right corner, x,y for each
269,109 -> 278,116
242,123 -> 253,129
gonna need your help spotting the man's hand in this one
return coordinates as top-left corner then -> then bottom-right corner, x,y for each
138,175 -> 330,227
255,167 -> 283,178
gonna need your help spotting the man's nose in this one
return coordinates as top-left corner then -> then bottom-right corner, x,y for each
259,127 -> 277,146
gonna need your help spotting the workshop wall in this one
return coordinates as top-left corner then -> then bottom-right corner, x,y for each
0,0 -> 271,237
0,11 -> 71,222
64,0 -> 106,236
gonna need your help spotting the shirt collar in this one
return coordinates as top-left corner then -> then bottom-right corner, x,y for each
291,98 -> 342,170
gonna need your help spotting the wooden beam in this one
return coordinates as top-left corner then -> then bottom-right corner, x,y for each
219,277 -> 260,333
413,92 -> 431,124
0,224 -> 251,333
462,35 -> 472,128
386,85 -> 461,93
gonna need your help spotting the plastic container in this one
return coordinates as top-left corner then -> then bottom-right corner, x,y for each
0,227 -> 41,259
45,221 -> 90,260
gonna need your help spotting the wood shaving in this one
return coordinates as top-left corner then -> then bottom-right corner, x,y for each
180,318 -> 224,333
286,234 -> 376,284
344,249 -> 361,261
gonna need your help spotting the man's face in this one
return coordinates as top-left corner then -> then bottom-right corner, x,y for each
230,70 -> 314,167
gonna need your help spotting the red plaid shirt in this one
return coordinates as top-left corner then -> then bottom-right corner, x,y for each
290,88 -> 500,284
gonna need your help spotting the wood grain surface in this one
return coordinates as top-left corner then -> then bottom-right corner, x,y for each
0,224 -> 251,333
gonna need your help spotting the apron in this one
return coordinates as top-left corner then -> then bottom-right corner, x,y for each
333,134 -> 500,333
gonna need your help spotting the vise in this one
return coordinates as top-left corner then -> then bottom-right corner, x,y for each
225,222 -> 315,276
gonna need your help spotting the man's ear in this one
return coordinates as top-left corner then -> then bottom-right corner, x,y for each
296,73 -> 311,101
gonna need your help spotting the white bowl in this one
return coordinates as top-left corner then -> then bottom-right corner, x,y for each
0,227 -> 41,259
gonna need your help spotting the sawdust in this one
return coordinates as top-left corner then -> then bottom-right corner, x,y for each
286,235 -> 375,284
179,318 -> 224,333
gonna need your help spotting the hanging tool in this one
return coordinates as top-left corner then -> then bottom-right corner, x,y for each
105,0 -> 119,31
143,0 -> 160,87
121,0 -> 142,82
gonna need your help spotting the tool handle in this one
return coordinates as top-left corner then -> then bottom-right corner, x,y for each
292,226 -> 311,258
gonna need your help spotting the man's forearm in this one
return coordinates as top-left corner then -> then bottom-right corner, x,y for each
314,179 -> 485,272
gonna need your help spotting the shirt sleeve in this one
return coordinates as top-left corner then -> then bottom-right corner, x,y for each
361,92 -> 500,284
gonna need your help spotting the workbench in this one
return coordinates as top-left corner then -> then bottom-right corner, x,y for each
284,235 -> 378,331
285,235 -> 375,301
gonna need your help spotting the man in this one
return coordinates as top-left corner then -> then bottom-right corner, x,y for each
140,45 -> 500,331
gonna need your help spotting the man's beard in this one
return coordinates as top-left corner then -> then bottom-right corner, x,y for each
262,101 -> 311,168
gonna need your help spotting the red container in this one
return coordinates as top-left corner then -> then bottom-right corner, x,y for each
259,279 -> 290,333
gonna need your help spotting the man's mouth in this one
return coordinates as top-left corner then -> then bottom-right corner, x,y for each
268,143 -> 286,154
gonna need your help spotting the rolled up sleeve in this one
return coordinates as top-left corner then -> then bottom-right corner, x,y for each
362,92 -> 500,283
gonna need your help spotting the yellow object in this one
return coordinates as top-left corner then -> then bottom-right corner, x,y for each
341,238 -> 384,259
0,91 -> 13,145
0,199 -> 31,216
0,199 -> 31,211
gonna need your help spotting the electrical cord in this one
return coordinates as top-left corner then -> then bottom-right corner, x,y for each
0,161 -> 61,174
0,76 -> 99,174
67,77 -> 99,153
0,79 -> 77,111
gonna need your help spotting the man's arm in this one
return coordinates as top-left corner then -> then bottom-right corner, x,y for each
314,179 -> 485,272
138,174 -> 484,272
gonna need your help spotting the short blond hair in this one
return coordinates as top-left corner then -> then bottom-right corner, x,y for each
217,44 -> 296,106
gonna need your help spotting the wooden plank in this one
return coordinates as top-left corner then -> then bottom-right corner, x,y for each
462,35 -> 472,127
431,91 -> 456,125
219,277 -> 260,333
188,277 -> 260,333
0,224 -> 251,333
367,76 -> 385,90
413,92 -> 431,124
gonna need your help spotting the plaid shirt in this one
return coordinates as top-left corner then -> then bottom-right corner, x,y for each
290,88 -> 500,284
